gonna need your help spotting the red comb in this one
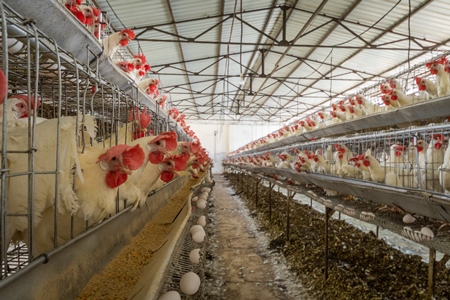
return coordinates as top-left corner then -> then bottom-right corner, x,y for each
139,111 -> 152,128
97,144 -> 145,171
152,131 -> 178,151
134,53 -> 147,65
92,7 -> 101,17
119,28 -> 136,39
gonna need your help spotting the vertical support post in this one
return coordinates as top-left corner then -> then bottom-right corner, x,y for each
428,248 -> 436,300
310,197 -> 312,207
325,207 -> 335,280
286,189 -> 291,241
269,182 -> 273,222
286,190 -> 296,242
376,225 -> 379,238
255,178 -> 261,208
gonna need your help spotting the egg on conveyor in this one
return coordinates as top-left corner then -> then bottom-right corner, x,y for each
197,200 -> 207,209
201,187 -> 211,193
190,225 -> 204,235
192,230 -> 206,243
158,291 -> 181,300
189,248 -> 201,264
420,227 -> 434,239
191,196 -> 199,202
198,193 -> 208,201
197,215 -> 206,227
179,272 -> 201,295
402,213 -> 416,224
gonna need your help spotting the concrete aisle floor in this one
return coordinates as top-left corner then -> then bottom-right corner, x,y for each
205,175 -> 309,300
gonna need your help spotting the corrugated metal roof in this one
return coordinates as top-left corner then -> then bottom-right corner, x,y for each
92,0 -> 450,124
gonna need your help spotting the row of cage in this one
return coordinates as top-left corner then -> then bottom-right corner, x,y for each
0,1 -> 189,279
226,123 -> 450,195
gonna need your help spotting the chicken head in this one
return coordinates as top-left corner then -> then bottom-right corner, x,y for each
97,144 -> 145,188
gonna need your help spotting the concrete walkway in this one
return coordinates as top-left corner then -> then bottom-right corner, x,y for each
205,175 -> 307,300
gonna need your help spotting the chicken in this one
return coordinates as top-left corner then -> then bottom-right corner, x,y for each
312,152 -> 329,174
138,153 -> 186,194
138,78 -> 159,97
101,28 -> 136,59
426,58 -> 450,97
415,76 -> 438,99
439,141 -> 450,193
76,143 -> 145,223
422,134 -> 444,192
65,1 -> 86,25
5,115 -> 97,248
24,143 -> 146,256
389,89 -> 414,107
316,111 -> 333,127
0,94 -> 41,123
104,108 -> 152,145
117,131 -> 178,210
362,153 -> 402,186
351,155 -> 372,181
380,83 -> 391,94
354,95 -> 379,115
388,78 -> 403,91
344,104 -> 363,120
114,54 -> 148,82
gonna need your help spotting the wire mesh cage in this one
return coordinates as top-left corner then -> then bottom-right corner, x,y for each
0,1 -> 191,280
158,184 -> 212,299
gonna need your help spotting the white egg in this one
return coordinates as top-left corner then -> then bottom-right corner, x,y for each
197,200 -> 207,209
190,225 -> 204,235
197,215 -> 206,227
420,227 -> 434,239
191,196 -> 199,202
192,230 -> 205,243
199,194 -> 208,201
158,291 -> 181,300
201,187 -> 211,193
189,248 -> 201,264
179,272 -> 201,295
402,214 -> 416,224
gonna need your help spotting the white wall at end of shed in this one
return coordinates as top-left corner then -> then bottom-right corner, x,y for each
188,122 -> 279,174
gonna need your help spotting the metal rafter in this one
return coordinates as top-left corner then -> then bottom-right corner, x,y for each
165,0 -> 201,118
240,0 -> 332,118
271,0 -> 436,122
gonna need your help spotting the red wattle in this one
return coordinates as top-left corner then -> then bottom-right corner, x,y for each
363,161 -> 370,167
105,170 -> 128,188
119,39 -> 129,46
160,170 -> 174,182
149,151 -> 164,164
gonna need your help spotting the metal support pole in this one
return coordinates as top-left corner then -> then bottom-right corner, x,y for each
428,248 -> 436,299
269,182 -> 273,222
286,190 -> 296,242
255,178 -> 261,207
325,207 -> 335,280
376,225 -> 379,238
287,190 -> 291,241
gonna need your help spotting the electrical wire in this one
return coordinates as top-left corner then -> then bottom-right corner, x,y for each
334,0 -> 402,47
103,0 -> 143,54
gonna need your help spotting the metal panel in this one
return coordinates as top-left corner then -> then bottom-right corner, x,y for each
4,0 -> 103,64
228,164 -> 450,223
0,176 -> 189,300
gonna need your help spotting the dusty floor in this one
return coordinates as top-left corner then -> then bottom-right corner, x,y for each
204,175 -> 310,300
